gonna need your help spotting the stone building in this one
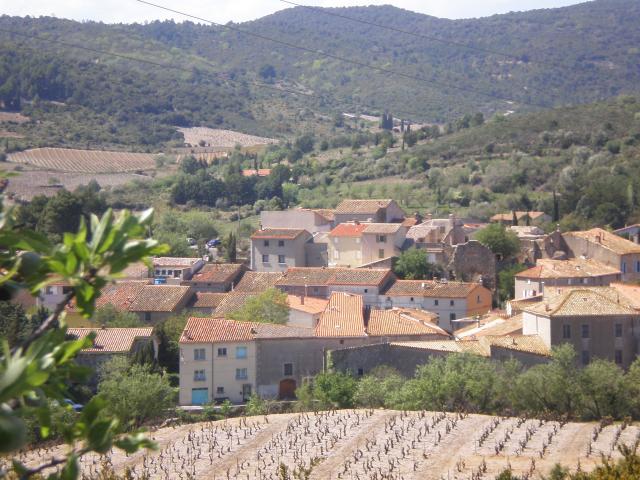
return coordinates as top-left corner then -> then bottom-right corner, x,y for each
250,228 -> 313,273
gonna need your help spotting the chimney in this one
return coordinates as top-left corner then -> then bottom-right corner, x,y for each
545,303 -> 550,312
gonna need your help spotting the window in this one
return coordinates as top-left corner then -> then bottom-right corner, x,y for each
283,363 -> 293,376
236,346 -> 248,359
278,240 -> 285,247
615,350 -> 623,365
477,295 -> 481,304
217,347 -> 227,357
45,286 -> 54,295
144,312 -> 151,322
615,323 -> 623,338
174,270 -> 181,278
263,240 -> 270,247
161,269 -> 166,275
262,254 -> 269,263
450,300 -> 454,306
193,369 -> 206,382
581,324 -> 590,339
581,350 -> 590,365
449,313 -> 456,321
194,348 -> 206,361
333,250 -> 340,260
622,262 -> 627,274
364,289 -> 368,293
434,299 -> 439,306
278,255 -> 286,264
357,368 -> 364,376
377,235 -> 387,243
216,387 -> 225,394
636,260 -> 640,273
236,368 -> 248,380
378,249 -> 385,259
582,278 -> 588,284
410,297 -> 414,302
562,325 -> 571,339
166,270 -> 172,276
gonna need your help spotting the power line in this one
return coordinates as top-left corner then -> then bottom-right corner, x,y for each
279,0 -> 569,72
135,0 -> 549,109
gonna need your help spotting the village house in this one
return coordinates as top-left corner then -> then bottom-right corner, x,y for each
380,280 -> 492,331
178,292 -> 448,404
190,292 -> 227,315
490,211 -> 551,226
333,199 -> 405,224
522,288 -> 640,368
562,228 -> 640,282
327,222 -> 408,267
250,228 -> 313,272
404,214 -> 468,256
183,263 -> 246,292
614,224 -> 640,244
67,327 -> 157,385
287,295 -> 328,328
38,281 -> 73,311
260,208 -> 334,233
233,271 -> 284,292
152,257 -> 204,284
514,258 -> 622,299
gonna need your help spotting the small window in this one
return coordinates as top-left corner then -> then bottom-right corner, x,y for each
449,313 -> 456,321
581,324 -> 590,339
477,295 -> 481,304
193,369 -> 206,381
339,339 -> 344,344
377,235 -> 387,243
194,348 -> 206,361
278,254 -> 286,264
45,286 -> 54,295
278,240 -> 285,247
562,325 -> 571,339
357,368 -> 364,376
216,386 -> 225,394
410,297 -> 414,302
283,363 -> 293,376
434,299 -> 439,306
636,260 -> 640,273
236,368 -> 248,380
313,287 -> 319,294
364,289 -> 368,293
174,270 -> 181,278
622,262 -> 627,274
217,347 -> 227,357
161,269 -> 166,275
144,312 -> 151,322
263,240 -> 270,247
615,323 -> 623,338
236,346 -> 248,359
378,249 -> 385,259
450,300 -> 454,306
581,350 -> 590,365
262,254 -> 269,263
615,350 -> 623,365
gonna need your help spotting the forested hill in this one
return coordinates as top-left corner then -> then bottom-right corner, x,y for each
1,0 -> 640,148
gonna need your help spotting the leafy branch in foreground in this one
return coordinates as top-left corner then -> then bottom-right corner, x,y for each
0,190 -> 168,479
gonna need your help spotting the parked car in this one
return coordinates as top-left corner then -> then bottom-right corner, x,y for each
187,237 -> 196,246
207,238 -> 221,248
64,399 -> 83,412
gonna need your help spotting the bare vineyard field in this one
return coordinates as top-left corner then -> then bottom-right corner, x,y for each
7,148 -> 158,173
178,127 -> 276,148
3,169 -> 152,200
0,111 -> 30,123
8,410 -> 640,480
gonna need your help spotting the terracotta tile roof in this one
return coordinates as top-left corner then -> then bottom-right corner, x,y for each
610,283 -> 640,310
119,262 -> 151,279
564,228 -> 640,255
483,335 -> 550,357
547,285 -> 640,312
242,169 -> 271,177
193,292 -> 227,309
363,223 -> 404,234
251,228 -> 309,240
287,295 -> 328,315
179,317 -> 313,343
335,199 -> 394,214
315,292 -> 366,337
67,327 -> 153,353
367,309 -> 448,337
213,292 -> 256,315
525,289 -> 638,317
153,257 -> 200,268
312,209 -> 335,222
189,263 -> 244,284
516,258 -> 621,280
384,280 -> 480,298
491,211 -> 548,222
96,282 -> 148,311
401,217 -> 419,227
391,340 -> 490,357
276,267 -> 392,287
128,285 -> 192,312
329,223 -> 368,237
234,271 -> 284,292
456,314 -> 523,339
508,296 -> 543,315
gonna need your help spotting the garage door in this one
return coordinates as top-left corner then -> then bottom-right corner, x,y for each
191,388 -> 209,405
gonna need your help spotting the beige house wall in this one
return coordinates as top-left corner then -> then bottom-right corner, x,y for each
515,273 -> 622,300
328,236 -> 362,267
563,235 -> 640,282
251,235 -> 310,272
361,229 -> 406,265
288,309 -> 320,328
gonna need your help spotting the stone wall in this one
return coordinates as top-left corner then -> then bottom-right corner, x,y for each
445,240 -> 496,291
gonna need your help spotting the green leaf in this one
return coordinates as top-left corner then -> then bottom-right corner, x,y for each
0,411 -> 27,452
87,419 -> 115,453
115,432 -> 157,454
59,453 -> 79,480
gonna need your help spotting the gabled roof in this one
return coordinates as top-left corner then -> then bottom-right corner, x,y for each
335,199 -> 394,214
367,309 -> 447,337
384,280 -> 481,298
564,228 -> 640,255
276,267 -> 392,287
189,263 -> 244,284
179,317 -> 313,343
363,223 -> 404,234
610,283 -> 640,310
152,257 -> 201,268
251,228 -> 309,240
315,292 -> 366,337
456,314 -> 523,339
329,223 -> 368,237
483,335 -> 550,357
193,292 -> 227,309
287,295 -> 328,315
312,208 -> 335,222
515,258 -> 621,280
96,282 -> 147,311
214,292 -> 257,315
67,327 -> 153,353
234,271 -> 284,292
128,285 -> 192,312
525,289 -> 638,317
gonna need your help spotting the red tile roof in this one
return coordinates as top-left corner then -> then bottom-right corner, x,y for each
96,282 -> 147,311
251,228 -> 309,240
367,309 -> 447,337
276,267 -> 392,287
287,295 -> 328,315
193,292 -> 227,309
67,327 -> 153,353
384,280 -> 481,298
515,258 -> 621,279
179,317 -> 313,343
315,292 -> 366,337
189,263 -> 244,284
234,272 -> 284,292
128,285 -> 192,312
329,223 -> 368,237
335,199 -> 394,214
565,228 -> 640,255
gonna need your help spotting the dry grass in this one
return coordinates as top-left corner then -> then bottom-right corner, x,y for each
10,410 -> 640,479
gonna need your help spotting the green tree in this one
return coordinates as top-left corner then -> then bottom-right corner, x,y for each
354,366 -> 404,408
476,223 -> 521,259
228,288 -> 289,324
311,371 -> 357,409
92,304 -> 143,327
497,263 -> 528,303
223,231 -> 237,263
156,313 -> 189,373
578,359 -> 628,419
0,301 -> 47,348
394,248 -> 444,280
98,357 -> 175,427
